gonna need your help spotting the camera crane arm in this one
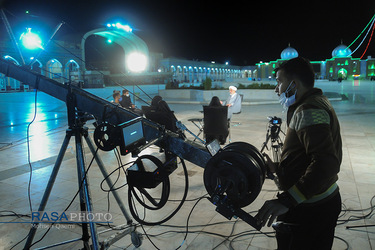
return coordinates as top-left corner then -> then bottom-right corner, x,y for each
1,58 -> 268,233
0,58 -> 211,167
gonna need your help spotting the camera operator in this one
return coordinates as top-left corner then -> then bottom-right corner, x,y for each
255,57 -> 342,249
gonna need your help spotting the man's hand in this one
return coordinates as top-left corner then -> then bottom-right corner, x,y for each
255,199 -> 289,227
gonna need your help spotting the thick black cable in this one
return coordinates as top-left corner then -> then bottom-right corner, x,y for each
99,160 -> 132,192
26,89 -> 38,214
212,219 -> 239,250
175,195 -> 208,250
129,179 -> 170,210
103,148 -> 127,230
128,158 -> 189,226
337,195 -> 375,226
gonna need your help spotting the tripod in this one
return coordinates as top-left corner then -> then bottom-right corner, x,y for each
260,117 -> 285,162
24,89 -> 140,249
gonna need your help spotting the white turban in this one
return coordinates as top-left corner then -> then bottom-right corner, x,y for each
229,86 -> 237,91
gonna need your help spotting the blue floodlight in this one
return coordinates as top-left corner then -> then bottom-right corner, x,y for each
123,25 -> 132,32
20,28 -> 43,50
106,22 -> 132,32
117,23 -> 132,32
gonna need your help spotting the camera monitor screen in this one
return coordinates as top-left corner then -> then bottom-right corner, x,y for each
206,139 -> 221,156
119,118 -> 146,155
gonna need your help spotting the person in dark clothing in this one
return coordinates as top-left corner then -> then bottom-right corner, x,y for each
119,89 -> 143,116
204,96 -> 229,144
146,96 -> 179,132
119,89 -> 134,109
209,96 -> 222,107
255,57 -> 342,250
150,95 -> 163,108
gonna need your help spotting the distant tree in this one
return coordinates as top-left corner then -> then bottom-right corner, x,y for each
203,77 -> 212,90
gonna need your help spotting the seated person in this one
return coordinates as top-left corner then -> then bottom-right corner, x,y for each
209,96 -> 222,107
221,86 -> 242,119
143,96 -> 180,166
112,91 -> 121,104
119,89 -> 143,116
204,96 -> 229,145
142,96 -> 179,133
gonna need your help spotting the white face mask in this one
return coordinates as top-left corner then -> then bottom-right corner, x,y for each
279,81 -> 297,110
126,94 -> 130,97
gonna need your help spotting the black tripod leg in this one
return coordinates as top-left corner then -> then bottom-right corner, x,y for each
74,129 -> 99,249
83,134 -> 133,224
260,133 -> 270,153
24,130 -> 73,249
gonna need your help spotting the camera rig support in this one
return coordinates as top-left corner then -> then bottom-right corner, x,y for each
0,58 -> 266,248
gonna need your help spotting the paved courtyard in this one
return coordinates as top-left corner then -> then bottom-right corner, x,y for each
0,81 -> 374,249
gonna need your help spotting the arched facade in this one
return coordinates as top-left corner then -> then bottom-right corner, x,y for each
30,58 -> 42,74
0,53 -> 87,91
46,59 -> 63,82
159,58 -> 248,84
64,60 -> 80,82
81,27 -> 149,72
1,55 -> 21,91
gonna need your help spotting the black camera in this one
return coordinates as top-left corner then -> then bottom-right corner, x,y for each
268,116 -> 282,125
93,117 -> 146,156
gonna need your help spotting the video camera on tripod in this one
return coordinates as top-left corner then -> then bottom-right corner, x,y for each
267,116 -> 282,141
261,116 -> 285,161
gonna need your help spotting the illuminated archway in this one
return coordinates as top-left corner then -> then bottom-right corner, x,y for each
2,55 -> 21,90
65,60 -> 80,82
30,58 -> 42,75
81,27 -> 149,73
46,59 -> 63,82
338,68 -> 347,79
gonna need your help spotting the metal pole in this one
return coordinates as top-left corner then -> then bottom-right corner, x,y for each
0,9 -> 25,65
24,130 -> 73,248
84,133 -> 133,224
74,128 -> 99,249
29,21 -> 64,66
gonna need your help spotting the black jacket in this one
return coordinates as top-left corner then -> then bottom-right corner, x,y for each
277,88 -> 342,207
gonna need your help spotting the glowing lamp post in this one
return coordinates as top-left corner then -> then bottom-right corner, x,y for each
20,28 -> 44,50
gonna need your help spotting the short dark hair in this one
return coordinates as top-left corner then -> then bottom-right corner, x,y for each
113,92 -> 120,99
275,57 -> 315,88
122,89 -> 129,94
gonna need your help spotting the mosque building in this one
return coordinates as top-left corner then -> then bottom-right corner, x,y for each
256,43 -> 375,80
1,21 -> 375,92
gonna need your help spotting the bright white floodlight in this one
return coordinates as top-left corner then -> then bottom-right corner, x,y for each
126,52 -> 148,72
20,28 -> 43,50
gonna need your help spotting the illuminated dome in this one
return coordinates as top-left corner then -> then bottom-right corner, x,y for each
332,44 -> 352,58
281,46 -> 299,60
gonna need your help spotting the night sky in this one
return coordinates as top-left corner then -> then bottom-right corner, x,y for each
1,0 -> 374,65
